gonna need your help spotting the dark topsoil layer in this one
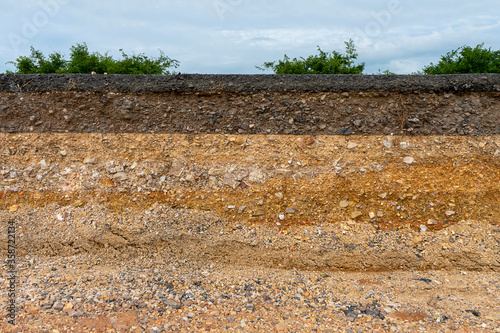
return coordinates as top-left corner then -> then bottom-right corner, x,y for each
1,91 -> 500,136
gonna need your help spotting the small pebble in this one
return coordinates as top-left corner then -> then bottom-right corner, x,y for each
403,157 -> 415,164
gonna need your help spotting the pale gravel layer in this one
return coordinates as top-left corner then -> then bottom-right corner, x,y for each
1,254 -> 500,332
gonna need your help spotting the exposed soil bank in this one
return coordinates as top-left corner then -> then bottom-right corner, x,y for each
1,75 -> 499,331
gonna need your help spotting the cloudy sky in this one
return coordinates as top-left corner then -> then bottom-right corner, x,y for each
1,0 -> 500,74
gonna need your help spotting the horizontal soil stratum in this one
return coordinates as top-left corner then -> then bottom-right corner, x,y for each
1,74 -> 500,332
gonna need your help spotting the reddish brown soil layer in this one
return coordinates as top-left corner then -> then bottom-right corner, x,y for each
1,134 -> 499,231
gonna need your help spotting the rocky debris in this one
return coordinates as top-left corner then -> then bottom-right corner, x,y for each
351,211 -> 363,219
466,309 -> 481,317
62,302 -> 74,312
400,142 -> 410,149
1,82 -> 500,331
51,302 -> 64,312
347,142 -> 358,149
342,301 -> 387,321
0,250 -> 498,332
338,127 -> 353,135
112,172 -> 128,182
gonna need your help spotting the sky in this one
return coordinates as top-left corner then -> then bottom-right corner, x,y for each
1,0 -> 500,74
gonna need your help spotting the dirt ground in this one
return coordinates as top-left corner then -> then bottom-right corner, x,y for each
1,132 -> 499,332
1,76 -> 500,331
1,91 -> 500,136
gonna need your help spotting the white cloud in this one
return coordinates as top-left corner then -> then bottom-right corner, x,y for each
1,0 -> 500,74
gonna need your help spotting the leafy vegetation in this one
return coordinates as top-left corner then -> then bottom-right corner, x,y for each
257,39 -> 365,74
6,43 -> 179,74
375,69 -> 395,75
422,43 -> 500,74
6,41 -> 500,75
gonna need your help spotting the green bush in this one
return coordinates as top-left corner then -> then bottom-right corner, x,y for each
375,69 -> 395,75
6,43 -> 179,75
422,43 -> 500,74
257,39 -> 365,74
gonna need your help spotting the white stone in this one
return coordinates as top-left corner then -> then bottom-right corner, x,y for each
403,157 -> 414,164
383,137 -> 393,148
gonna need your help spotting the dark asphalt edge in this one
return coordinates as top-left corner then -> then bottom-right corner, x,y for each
1,74 -> 500,93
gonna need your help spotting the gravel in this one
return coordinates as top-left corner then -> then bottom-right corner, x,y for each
1,251 -> 500,332
1,201 -> 500,331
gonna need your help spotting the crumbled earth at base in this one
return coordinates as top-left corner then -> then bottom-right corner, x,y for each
1,202 -> 499,332
1,252 -> 500,332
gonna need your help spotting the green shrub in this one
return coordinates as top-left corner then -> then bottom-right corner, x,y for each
375,69 -> 395,75
7,43 -> 179,74
422,43 -> 500,74
257,39 -> 365,74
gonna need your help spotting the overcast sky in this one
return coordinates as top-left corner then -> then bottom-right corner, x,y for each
1,0 -> 500,74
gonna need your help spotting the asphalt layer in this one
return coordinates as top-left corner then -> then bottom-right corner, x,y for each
1,73 -> 500,93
